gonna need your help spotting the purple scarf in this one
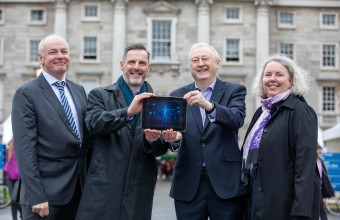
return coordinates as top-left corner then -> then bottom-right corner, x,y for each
241,90 -> 291,185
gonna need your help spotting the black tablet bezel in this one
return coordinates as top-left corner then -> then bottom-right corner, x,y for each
142,96 -> 187,131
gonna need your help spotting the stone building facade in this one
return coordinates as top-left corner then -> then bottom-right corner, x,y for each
0,0 -> 339,142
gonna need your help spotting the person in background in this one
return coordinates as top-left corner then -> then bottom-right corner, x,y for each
75,44 -> 175,220
241,54 -> 320,220
4,138 -> 22,220
317,145 -> 335,220
317,146 -> 328,220
12,34 -> 90,220
169,43 -> 248,220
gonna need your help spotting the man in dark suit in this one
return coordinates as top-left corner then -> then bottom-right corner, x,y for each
12,34 -> 89,220
169,43 -> 249,219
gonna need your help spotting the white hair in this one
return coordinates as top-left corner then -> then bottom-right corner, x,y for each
253,54 -> 310,98
188,43 -> 220,61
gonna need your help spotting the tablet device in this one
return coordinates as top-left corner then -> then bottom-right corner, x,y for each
142,96 -> 187,131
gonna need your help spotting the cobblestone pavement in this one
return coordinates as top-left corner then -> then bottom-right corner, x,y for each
1,180 -> 339,220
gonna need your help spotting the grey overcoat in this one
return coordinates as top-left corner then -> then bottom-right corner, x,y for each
76,81 -> 169,220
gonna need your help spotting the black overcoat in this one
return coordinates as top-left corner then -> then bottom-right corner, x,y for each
242,94 -> 320,220
76,81 -> 169,220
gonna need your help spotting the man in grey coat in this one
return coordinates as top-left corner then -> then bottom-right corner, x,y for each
76,44 -> 173,220
12,34 -> 89,220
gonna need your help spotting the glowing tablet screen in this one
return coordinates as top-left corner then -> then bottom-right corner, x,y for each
142,96 -> 187,131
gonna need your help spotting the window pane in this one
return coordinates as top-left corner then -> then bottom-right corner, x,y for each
0,10 -> 3,21
323,87 -> 335,111
226,39 -> 240,62
323,44 -> 336,67
323,14 -> 336,26
226,8 -> 239,19
280,43 -> 294,59
31,10 -> 44,21
81,79 -> 97,94
280,12 -> 293,24
152,20 -> 171,61
83,36 -> 97,60
85,6 -> 97,17
30,40 -> 39,62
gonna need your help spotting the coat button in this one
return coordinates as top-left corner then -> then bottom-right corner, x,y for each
201,143 -> 206,147
263,128 -> 268,133
259,156 -> 263,161
257,186 -> 262,191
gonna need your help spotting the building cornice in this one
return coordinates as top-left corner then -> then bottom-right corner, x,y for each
272,0 -> 340,7
143,1 -> 181,15
0,0 -> 71,2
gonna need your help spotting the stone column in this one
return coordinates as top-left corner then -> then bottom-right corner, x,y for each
195,0 -> 213,44
111,0 -> 128,82
254,0 -> 271,107
255,0 -> 271,74
0,74 -> 5,121
54,0 -> 68,39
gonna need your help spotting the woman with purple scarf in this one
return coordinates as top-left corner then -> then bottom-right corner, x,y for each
241,54 -> 320,220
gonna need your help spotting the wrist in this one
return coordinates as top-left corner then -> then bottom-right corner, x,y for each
205,101 -> 215,114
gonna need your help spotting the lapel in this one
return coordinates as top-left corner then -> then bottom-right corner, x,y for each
106,82 -> 127,109
66,80 -> 84,138
37,74 -> 78,137
105,80 -> 154,133
202,78 -> 224,132
185,83 -> 204,132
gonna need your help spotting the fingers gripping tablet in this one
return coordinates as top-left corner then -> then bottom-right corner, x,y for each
142,96 -> 187,131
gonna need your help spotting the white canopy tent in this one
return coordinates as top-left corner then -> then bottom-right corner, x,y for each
1,114 -> 12,145
318,126 -> 324,148
323,123 -> 340,152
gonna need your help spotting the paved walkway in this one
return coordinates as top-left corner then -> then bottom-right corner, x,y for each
152,179 -> 176,220
1,180 -> 339,220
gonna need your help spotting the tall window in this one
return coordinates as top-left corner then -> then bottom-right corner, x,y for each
30,9 -> 46,24
29,40 -> 39,63
322,44 -> 336,67
0,8 -> 4,24
0,38 -> 3,65
280,12 -> 293,24
323,14 -> 336,25
85,6 -> 97,17
83,36 -> 97,60
323,87 -> 336,112
278,12 -> 295,28
226,39 -> 240,63
227,8 -> 239,19
224,6 -> 242,23
152,20 -> 171,61
280,43 -> 294,59
82,4 -> 100,22
79,77 -> 99,94
320,13 -> 338,29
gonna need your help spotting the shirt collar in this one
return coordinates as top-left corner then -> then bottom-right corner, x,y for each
42,71 -> 66,86
195,79 -> 216,92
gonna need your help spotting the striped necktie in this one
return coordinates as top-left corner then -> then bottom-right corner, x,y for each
53,81 -> 81,142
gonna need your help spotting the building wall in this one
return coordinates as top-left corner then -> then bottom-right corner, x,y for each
0,0 -> 339,145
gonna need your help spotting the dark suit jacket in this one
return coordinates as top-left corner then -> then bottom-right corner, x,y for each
12,73 -> 89,206
169,78 -> 248,201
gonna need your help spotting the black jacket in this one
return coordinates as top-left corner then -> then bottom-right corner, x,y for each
242,94 -> 320,220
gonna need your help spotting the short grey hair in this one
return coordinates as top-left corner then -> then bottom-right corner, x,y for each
38,34 -> 69,57
188,43 -> 220,61
253,54 -> 310,98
